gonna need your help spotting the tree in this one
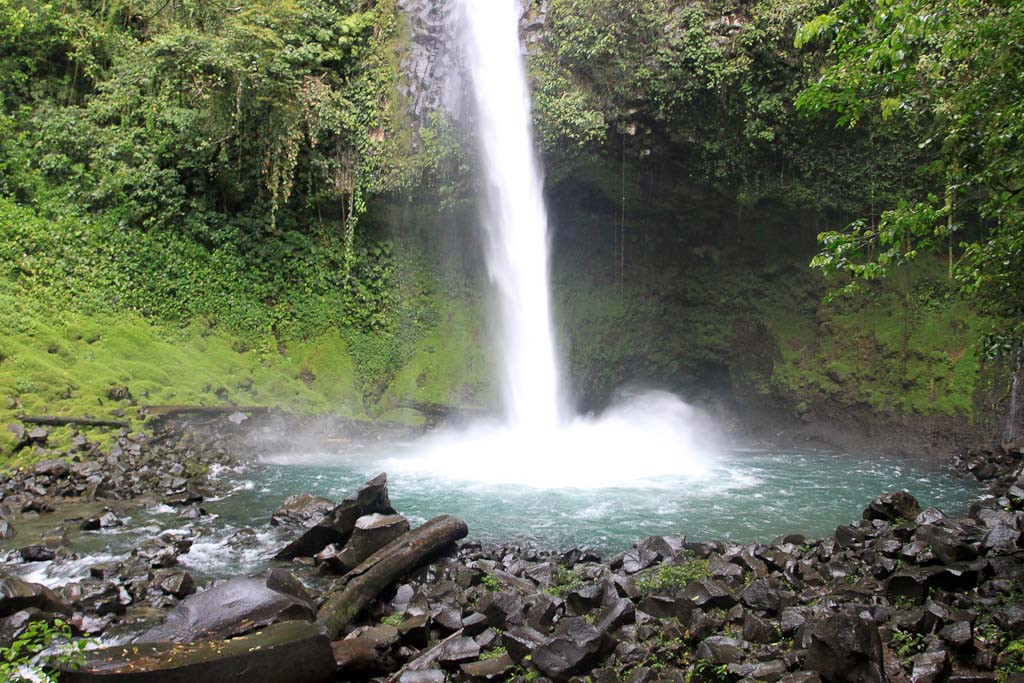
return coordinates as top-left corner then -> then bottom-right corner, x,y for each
797,0 -> 1024,355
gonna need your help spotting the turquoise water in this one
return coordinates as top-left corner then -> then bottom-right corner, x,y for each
5,446 -> 981,589
238,446 -> 979,552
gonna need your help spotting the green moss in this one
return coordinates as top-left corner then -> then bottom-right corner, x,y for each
635,556 -> 710,597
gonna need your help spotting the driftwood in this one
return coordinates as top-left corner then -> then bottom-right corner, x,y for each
61,620 -> 335,683
316,514 -> 469,639
142,405 -> 273,417
17,415 -> 130,429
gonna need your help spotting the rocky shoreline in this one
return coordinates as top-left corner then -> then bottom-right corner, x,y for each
0,418 -> 1021,683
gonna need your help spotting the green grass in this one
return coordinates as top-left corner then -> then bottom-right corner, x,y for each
635,556 -> 710,597
0,289 -> 493,465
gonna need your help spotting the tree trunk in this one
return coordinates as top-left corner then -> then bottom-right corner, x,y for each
17,415 -> 130,429
316,515 -> 469,639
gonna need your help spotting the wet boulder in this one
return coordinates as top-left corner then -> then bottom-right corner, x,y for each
275,473 -> 395,560
19,545 -> 57,562
327,513 -> 411,573
696,636 -> 746,665
914,523 -> 982,564
332,636 -> 395,677
887,565 -> 980,604
805,613 -> 885,683
61,580 -> 130,616
681,579 -> 738,610
270,493 -> 335,528
532,619 -> 606,681
137,569 -> 316,643
910,649 -> 950,683
0,577 -> 72,617
34,458 -> 68,478
863,491 -> 922,523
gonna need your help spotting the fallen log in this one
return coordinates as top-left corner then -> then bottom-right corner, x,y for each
17,415 -> 130,429
142,405 -> 273,417
316,514 -> 469,639
61,620 -> 335,683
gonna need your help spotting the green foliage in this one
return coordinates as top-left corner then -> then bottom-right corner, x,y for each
998,640 -> 1024,683
688,659 -> 731,683
890,628 -> 927,662
480,647 -> 508,661
546,566 -> 585,598
533,0 -> 918,213
798,0 -> 1024,353
0,618 -> 90,682
481,574 -> 501,593
635,556 -> 710,598
380,613 -> 405,627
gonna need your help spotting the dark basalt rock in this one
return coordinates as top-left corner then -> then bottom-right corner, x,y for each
138,569 -> 316,643
863,491 -> 923,523
19,544 -> 57,562
275,473 -> 395,560
437,636 -> 481,667
805,614 -> 885,683
681,579 -> 738,609
533,619 -> 606,681
327,513 -> 411,573
696,635 -> 746,665
910,649 -> 950,683
461,653 -> 515,680
740,578 -> 781,613
270,493 -> 335,528
0,577 -> 73,617
332,636 -> 394,677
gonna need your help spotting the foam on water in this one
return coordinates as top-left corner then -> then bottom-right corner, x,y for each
383,391 -> 719,488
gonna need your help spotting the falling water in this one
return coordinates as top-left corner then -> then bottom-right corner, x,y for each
461,0 -> 561,430
377,0 -> 719,488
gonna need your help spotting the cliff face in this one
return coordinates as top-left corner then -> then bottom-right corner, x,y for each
383,1 -> 1006,451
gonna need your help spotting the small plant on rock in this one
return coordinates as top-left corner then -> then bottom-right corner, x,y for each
0,618 -> 90,682
636,555 -> 709,597
482,574 -> 502,592
998,640 -> 1024,683
890,629 -> 927,663
480,646 -> 508,661
546,566 -> 584,598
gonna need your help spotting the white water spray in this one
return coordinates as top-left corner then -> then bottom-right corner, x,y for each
461,0 -> 561,430
385,0 -> 719,487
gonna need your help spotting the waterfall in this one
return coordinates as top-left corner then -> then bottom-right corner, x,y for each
460,0 -> 562,431
383,0 -> 719,488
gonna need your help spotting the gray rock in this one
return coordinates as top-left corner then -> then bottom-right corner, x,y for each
0,577 -> 72,617
138,569 -> 316,643
461,653 -> 515,680
910,649 -> 950,683
864,491 -> 922,523
740,578 -> 781,613
743,611 -> 780,643
805,614 -> 885,683
696,635 -> 745,665
681,579 -> 738,609
275,473 -> 395,560
34,458 -> 68,477
437,636 -> 481,666
330,513 -> 410,572
270,493 -> 335,528
533,621 -> 605,681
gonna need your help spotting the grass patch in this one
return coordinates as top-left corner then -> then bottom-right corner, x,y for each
636,556 -> 710,598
